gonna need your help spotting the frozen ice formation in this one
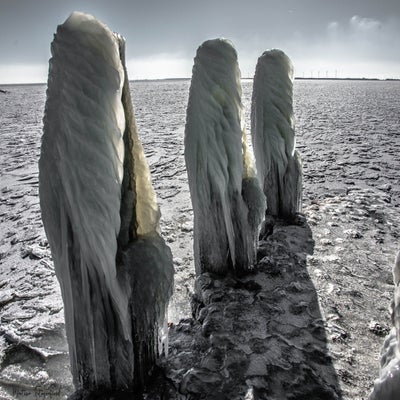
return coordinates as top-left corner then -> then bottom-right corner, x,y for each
251,49 -> 302,219
39,11 -> 173,394
369,251 -> 400,400
185,39 -> 265,276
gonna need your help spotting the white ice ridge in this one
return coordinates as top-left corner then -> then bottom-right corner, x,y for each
251,49 -> 302,219
185,39 -> 265,276
39,11 -> 173,392
369,251 -> 400,400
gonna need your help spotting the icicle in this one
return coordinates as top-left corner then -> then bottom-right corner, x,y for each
158,308 -> 170,357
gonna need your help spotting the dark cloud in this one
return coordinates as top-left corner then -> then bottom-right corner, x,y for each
0,0 -> 399,82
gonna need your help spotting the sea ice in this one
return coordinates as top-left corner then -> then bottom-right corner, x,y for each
184,39 -> 265,276
39,11 -> 173,393
251,49 -> 302,219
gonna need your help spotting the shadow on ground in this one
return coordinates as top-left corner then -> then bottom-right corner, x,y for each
152,214 -> 343,400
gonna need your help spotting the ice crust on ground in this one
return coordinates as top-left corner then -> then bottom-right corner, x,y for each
251,49 -> 302,218
184,39 -> 265,276
39,11 -> 173,393
369,252 -> 400,400
2,76 -> 400,399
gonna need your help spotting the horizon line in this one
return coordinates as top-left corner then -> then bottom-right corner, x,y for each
1,76 -> 400,87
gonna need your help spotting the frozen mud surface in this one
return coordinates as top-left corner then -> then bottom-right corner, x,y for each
0,80 -> 400,399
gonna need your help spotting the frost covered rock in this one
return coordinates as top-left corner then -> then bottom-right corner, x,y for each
185,39 -> 265,276
39,12 -> 173,394
251,49 -> 302,219
369,251 -> 400,400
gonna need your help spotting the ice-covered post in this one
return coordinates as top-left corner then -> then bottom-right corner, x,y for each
369,252 -> 400,400
185,39 -> 265,276
39,12 -> 173,395
251,49 -> 302,219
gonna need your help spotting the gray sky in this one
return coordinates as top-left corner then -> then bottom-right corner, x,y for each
1,0 -> 399,83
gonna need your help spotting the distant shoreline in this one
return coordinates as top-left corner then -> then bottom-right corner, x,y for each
1,77 -> 399,87
293,77 -> 400,82
132,77 -> 400,82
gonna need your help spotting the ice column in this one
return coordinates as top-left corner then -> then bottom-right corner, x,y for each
185,39 -> 265,276
369,252 -> 400,400
251,49 -> 302,219
39,12 -> 173,394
